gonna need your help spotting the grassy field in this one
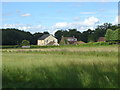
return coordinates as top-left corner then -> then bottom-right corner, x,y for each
2,45 -> 119,88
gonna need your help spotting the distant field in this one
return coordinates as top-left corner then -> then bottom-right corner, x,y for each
2,45 -> 119,88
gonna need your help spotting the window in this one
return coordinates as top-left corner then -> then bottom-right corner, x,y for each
46,40 -> 48,43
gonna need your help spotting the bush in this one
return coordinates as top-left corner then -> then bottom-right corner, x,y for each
20,40 -> 30,46
14,45 -> 21,48
76,42 -> 110,47
30,45 -> 59,48
92,42 -> 109,45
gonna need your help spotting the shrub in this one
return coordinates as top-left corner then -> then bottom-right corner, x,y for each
20,40 -> 30,46
92,42 -> 109,45
77,42 -> 109,47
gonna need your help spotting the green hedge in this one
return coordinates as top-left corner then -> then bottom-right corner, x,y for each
1,42 -> 111,49
30,45 -> 59,48
74,42 -> 109,47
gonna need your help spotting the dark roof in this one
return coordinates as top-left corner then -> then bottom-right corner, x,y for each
38,34 -> 50,40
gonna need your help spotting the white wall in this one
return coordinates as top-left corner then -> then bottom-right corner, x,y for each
37,40 -> 45,46
37,35 -> 59,46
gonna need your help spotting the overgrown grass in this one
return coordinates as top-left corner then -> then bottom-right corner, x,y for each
2,45 -> 118,88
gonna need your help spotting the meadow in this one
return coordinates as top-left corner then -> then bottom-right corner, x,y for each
2,45 -> 119,88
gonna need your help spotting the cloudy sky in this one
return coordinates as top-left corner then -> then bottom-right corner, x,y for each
2,1 -> 119,34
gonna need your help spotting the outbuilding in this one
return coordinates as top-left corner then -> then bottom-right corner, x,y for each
97,37 -> 105,42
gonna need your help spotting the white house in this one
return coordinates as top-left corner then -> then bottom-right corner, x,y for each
37,34 -> 59,46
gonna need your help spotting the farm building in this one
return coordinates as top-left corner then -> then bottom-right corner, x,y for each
97,37 -> 105,42
37,34 -> 59,46
60,36 -> 77,44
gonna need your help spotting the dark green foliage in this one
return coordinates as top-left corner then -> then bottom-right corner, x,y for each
1,28 -> 33,45
20,40 -> 30,46
1,28 -> 49,45
54,30 -> 64,43
55,23 -> 119,43
1,23 -> 120,45
68,29 -> 82,41
55,29 -> 82,43
81,29 -> 94,42
43,31 -> 49,34
32,32 -> 43,44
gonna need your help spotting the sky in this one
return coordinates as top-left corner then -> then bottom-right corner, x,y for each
1,2 -> 119,34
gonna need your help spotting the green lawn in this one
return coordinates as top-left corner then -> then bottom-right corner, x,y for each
2,45 -> 119,88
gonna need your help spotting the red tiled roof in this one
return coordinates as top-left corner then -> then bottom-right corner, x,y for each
74,41 -> 85,44
97,37 -> 105,42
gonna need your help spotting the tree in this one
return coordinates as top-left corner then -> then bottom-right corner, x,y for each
68,29 -> 81,41
113,29 -> 120,43
118,28 -> 120,40
97,23 -> 112,31
93,23 -> 113,41
81,29 -> 94,43
2,23 -> 120,45
59,36 -> 66,45
105,29 -> 113,41
21,40 -> 30,46
115,28 -> 120,40
2,28 -> 33,45
88,34 -> 95,42
55,30 -> 63,43
105,28 -> 120,44
55,29 -> 82,43
112,30 -> 118,40
43,31 -> 49,34
32,32 -> 43,44
1,28 -> 49,45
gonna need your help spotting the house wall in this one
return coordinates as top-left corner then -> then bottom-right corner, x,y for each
37,35 -> 59,46
37,40 -> 45,46
45,35 -> 58,45
67,38 -> 77,41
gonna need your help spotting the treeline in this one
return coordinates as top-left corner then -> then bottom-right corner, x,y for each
1,23 -> 120,45
1,28 -> 49,45
55,23 -> 119,43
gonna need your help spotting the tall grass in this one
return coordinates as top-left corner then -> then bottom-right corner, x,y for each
2,46 -> 118,88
